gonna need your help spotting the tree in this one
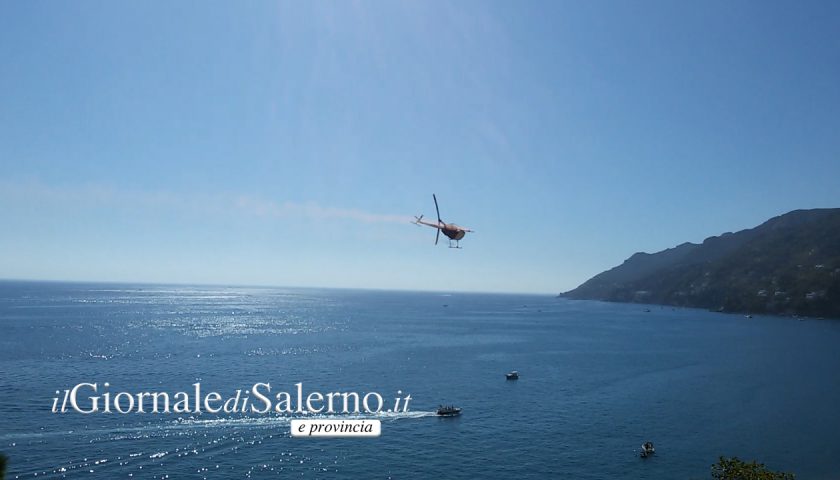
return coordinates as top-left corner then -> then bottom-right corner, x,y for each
711,456 -> 794,480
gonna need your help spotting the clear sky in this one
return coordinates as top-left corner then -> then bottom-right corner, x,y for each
1,1 -> 839,294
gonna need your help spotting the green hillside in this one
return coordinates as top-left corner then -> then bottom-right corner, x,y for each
562,209 -> 840,318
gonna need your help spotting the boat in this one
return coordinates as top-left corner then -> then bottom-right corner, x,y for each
640,441 -> 655,458
436,405 -> 462,416
506,371 -> 519,380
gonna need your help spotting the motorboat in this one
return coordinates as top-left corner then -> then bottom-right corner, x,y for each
640,442 -> 655,458
436,405 -> 462,417
506,371 -> 519,380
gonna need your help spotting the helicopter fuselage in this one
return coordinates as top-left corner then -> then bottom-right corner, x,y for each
442,225 -> 466,240
415,218 -> 467,239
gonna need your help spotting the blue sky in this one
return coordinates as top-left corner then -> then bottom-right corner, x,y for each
1,1 -> 839,293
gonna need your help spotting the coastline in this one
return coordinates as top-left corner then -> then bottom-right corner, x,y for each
557,294 -> 839,322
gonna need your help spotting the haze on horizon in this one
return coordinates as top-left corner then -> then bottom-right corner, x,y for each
1,1 -> 839,294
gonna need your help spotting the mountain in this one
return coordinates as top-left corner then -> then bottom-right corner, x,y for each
562,209 -> 840,318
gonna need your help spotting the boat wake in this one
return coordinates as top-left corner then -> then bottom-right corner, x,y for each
0,410 -> 439,443
3,410 -> 442,478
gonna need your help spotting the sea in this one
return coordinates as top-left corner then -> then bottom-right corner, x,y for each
1,280 -> 839,479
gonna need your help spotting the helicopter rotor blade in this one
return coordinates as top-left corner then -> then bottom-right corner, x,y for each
433,194 -> 441,223
435,228 -> 440,245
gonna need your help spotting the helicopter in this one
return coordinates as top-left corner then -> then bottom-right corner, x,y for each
413,194 -> 473,248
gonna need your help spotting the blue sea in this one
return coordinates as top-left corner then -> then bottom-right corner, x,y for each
1,281 -> 839,479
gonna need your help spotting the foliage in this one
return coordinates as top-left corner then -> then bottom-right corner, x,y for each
711,456 -> 794,480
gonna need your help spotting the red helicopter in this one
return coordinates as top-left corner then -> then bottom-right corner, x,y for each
413,194 -> 473,249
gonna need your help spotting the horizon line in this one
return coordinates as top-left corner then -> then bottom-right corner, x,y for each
0,277 -> 560,296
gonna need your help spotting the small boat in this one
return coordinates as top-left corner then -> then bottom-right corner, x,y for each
506,371 -> 519,380
436,405 -> 462,417
640,441 -> 655,458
